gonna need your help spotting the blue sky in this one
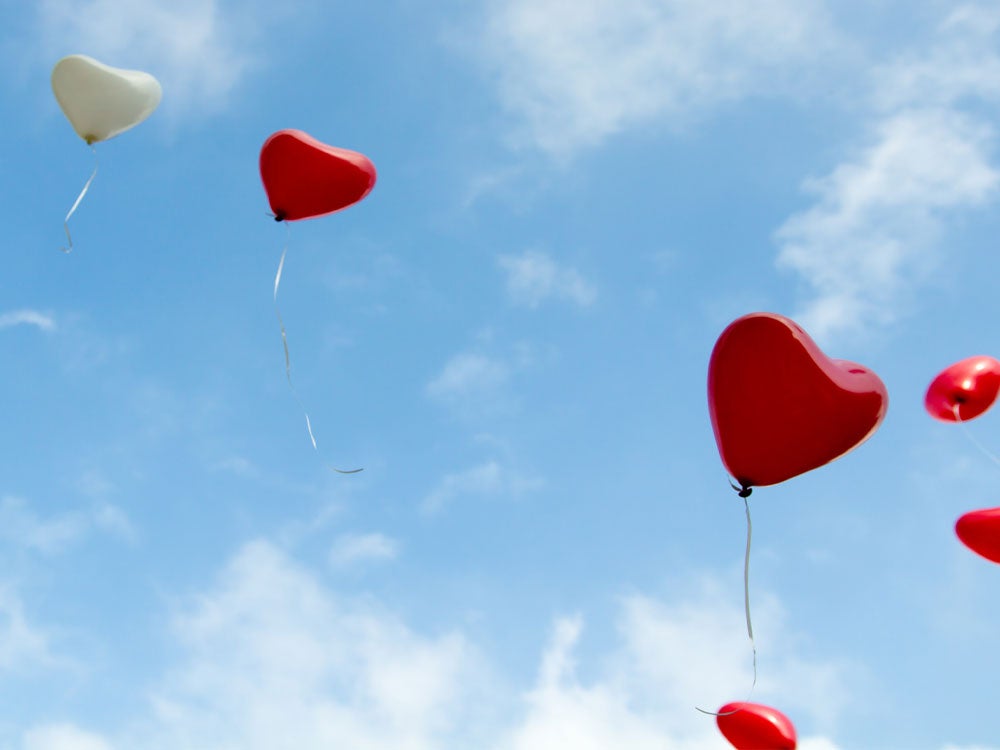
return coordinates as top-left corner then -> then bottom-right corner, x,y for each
2,1 -> 1000,748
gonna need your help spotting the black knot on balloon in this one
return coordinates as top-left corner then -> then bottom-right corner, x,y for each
728,480 -> 752,498
273,212 -> 285,222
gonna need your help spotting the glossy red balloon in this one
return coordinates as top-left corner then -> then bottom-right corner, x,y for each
259,129 -> 376,222
708,312 -> 888,489
955,507 -> 1000,563
716,702 -> 797,750
924,356 -> 1000,422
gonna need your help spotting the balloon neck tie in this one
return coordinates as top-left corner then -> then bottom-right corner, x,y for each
273,224 -> 362,474
731,481 -> 752,499
951,403 -> 1000,470
60,144 -> 98,254
274,212 -> 285,222
697,488 -> 757,716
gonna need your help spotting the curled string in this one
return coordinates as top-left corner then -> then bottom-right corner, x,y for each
60,144 -> 98,253
952,403 -> 1000,470
696,483 -> 757,717
272,221 -> 362,474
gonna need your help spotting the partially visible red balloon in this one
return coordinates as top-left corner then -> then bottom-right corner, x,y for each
924,356 -> 1000,422
707,312 -> 888,489
955,507 -> 1000,563
259,129 -> 376,222
716,702 -> 797,750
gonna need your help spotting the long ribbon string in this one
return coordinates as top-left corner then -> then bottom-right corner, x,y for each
742,495 -> 758,690
60,144 -> 98,254
273,225 -> 362,474
696,486 -> 757,716
952,403 -> 1000,469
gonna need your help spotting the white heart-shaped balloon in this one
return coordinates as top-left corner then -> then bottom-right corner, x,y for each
51,54 -> 161,144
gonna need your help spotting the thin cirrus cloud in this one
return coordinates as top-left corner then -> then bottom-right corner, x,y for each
498,251 -> 597,309
426,351 -> 512,411
0,310 -> 55,332
12,541 -> 855,749
0,496 -> 135,554
479,0 -> 839,157
328,532 -> 399,567
421,459 -> 544,514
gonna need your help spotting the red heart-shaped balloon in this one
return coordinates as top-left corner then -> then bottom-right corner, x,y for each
708,312 -> 888,489
259,129 -> 376,222
925,356 -> 1000,422
716,701 -> 797,750
955,507 -> 1000,563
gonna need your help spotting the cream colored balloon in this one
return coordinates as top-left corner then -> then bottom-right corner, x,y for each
51,54 -> 161,145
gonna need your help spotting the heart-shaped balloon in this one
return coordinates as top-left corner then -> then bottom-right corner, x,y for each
259,129 -> 376,222
955,507 -> 1000,563
51,54 -> 161,144
708,312 -> 888,489
716,702 -> 797,750
925,356 -> 1000,422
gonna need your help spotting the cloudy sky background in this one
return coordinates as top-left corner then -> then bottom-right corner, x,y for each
2,1 -> 1000,748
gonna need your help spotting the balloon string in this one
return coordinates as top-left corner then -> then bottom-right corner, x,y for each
60,144 -> 98,254
742,495 -> 758,687
696,488 -> 757,717
273,225 -> 362,474
952,404 -> 1000,470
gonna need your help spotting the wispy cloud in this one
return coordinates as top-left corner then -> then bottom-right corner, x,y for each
0,496 -> 134,554
777,5 -> 1000,340
0,586 -> 56,675
426,352 -> 511,408
21,724 -> 113,750
498,250 -> 596,309
36,0 -> 263,120
421,460 -> 543,514
871,6 -> 1000,112
0,310 -> 55,332
422,460 -> 501,513
478,0 -> 839,157
776,108 -> 998,340
329,532 -> 399,567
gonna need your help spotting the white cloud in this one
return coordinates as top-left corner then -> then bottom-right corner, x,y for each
479,0 -> 838,157
776,107 -> 998,340
37,0 -> 260,119
492,583 -> 852,750
92,502 -> 138,543
495,617 -> 669,750
0,496 -> 134,554
329,532 -> 399,567
0,310 -> 55,332
7,543 -> 868,749
422,460 -> 503,513
498,251 -> 597,308
22,725 -> 114,750
421,460 -> 543,513
143,540 -> 485,750
426,352 -> 510,403
776,6 -> 1000,340
0,586 -> 56,674
872,6 -> 1000,111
